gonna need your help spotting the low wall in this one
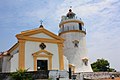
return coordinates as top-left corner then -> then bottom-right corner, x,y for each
49,70 -> 69,80
1,71 -> 120,80
0,70 -> 69,80
75,72 -> 120,80
0,71 -> 49,80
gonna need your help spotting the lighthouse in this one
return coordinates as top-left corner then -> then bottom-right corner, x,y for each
59,9 -> 93,73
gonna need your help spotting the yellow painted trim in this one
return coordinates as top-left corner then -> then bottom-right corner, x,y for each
16,27 -> 64,41
7,43 -> 19,54
33,50 -> 53,56
59,19 -> 84,28
49,56 -> 52,70
59,30 -> 86,36
33,56 -> 37,71
18,40 -> 25,70
21,28 -> 43,33
69,64 -> 75,73
32,50 -> 53,71
52,68 -> 59,70
16,36 -> 63,44
58,44 -> 64,70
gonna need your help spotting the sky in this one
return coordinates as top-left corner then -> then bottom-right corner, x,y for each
0,0 -> 120,71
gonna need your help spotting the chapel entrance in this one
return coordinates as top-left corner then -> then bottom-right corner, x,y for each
37,60 -> 48,70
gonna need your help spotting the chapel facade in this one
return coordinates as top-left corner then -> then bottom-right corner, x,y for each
0,9 -> 93,73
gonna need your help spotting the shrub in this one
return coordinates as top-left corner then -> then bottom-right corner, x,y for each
10,69 -> 32,80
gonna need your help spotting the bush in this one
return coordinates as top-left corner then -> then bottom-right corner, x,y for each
10,69 -> 32,80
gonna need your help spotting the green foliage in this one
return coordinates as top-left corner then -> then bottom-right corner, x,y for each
48,78 -> 53,80
91,58 -> 116,72
10,69 -> 32,80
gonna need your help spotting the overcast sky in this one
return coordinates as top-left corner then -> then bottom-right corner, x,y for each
0,0 -> 120,71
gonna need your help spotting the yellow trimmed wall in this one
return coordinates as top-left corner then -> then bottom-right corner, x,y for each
18,40 -> 25,70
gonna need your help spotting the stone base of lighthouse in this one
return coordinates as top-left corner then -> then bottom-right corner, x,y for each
75,61 -> 93,73
60,32 -> 93,73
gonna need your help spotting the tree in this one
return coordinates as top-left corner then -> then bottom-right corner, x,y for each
91,58 -> 116,72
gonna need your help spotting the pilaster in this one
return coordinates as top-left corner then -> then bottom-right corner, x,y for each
18,40 -> 25,70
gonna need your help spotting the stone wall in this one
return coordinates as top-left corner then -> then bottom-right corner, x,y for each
0,71 -> 120,80
75,72 -> 120,80
0,70 -> 69,80
0,71 -> 49,80
49,70 -> 69,80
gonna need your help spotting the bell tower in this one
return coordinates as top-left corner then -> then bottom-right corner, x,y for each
59,9 -> 93,73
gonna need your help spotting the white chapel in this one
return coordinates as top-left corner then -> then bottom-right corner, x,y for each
0,9 -> 93,73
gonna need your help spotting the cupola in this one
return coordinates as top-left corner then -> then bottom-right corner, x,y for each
66,9 -> 76,19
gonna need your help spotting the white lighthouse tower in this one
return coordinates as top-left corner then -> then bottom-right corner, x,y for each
59,9 -> 93,73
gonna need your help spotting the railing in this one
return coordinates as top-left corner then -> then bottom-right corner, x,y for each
59,26 -> 86,34
61,16 -> 82,22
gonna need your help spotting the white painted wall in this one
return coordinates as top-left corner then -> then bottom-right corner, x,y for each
11,53 -> 19,72
30,33 -> 54,39
46,43 -> 59,70
60,31 -> 93,72
25,31 -> 61,71
59,14 -> 93,72
2,47 -> 19,72
10,47 -> 19,72
25,41 -> 60,71
2,56 -> 10,72
63,56 -> 69,71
